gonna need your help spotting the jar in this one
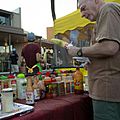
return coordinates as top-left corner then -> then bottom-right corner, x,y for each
1,88 -> 13,112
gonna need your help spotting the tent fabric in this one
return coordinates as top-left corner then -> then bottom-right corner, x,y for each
105,0 -> 120,3
54,9 -> 93,35
54,0 -> 120,35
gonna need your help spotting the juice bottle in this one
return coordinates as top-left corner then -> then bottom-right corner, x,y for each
73,67 -> 84,94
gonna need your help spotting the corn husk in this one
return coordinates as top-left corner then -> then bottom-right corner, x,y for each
51,38 -> 68,47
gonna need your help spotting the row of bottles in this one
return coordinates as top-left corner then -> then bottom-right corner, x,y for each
0,67 -> 88,105
43,67 -> 85,98
56,67 -> 84,95
25,74 -> 46,105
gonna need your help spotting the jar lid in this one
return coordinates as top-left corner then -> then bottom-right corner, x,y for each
2,88 -> 13,92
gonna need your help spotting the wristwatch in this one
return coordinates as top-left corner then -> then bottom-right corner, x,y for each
77,48 -> 83,57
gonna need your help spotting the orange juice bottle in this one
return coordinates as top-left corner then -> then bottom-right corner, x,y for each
73,67 -> 84,94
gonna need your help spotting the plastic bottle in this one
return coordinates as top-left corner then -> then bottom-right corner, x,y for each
73,67 -> 84,94
17,73 -> 27,99
33,75 -> 40,101
26,76 -> 34,105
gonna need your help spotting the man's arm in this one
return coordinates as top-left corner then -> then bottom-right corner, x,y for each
36,53 -> 41,62
67,40 -> 119,58
21,56 -> 25,63
82,40 -> 119,58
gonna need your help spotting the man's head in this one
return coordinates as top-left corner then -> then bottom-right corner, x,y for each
78,0 -> 105,21
27,32 -> 36,42
12,48 -> 16,53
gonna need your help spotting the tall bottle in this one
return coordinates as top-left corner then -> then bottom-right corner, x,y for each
73,67 -> 84,94
26,76 -> 34,105
33,75 -> 40,101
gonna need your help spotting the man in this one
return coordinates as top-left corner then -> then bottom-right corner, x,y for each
10,48 -> 19,73
67,0 -> 120,120
21,32 -> 42,75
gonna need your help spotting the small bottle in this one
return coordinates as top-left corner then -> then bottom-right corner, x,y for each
73,67 -> 84,94
33,75 -> 40,101
26,76 -> 34,105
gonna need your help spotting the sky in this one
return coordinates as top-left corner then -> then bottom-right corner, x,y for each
0,0 -> 77,39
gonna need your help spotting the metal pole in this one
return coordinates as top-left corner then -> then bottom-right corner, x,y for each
8,33 -> 11,74
77,0 -> 79,8
50,0 -> 56,21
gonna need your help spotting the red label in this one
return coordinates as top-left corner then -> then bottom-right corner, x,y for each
11,80 -> 16,84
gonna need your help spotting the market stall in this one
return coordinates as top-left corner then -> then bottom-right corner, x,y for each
0,66 -> 89,119
1,1 -> 120,119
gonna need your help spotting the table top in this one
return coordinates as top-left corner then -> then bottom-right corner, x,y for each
9,93 -> 93,120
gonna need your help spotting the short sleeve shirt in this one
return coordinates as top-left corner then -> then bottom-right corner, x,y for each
21,43 -> 40,68
88,2 -> 120,102
96,2 -> 120,43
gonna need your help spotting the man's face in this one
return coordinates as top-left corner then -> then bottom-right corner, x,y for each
79,0 -> 98,21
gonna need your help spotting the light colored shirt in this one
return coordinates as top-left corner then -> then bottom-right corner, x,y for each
88,2 -> 120,102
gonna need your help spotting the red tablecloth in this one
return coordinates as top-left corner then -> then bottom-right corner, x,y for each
10,94 -> 93,120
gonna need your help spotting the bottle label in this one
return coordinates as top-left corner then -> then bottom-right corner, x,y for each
58,82 -> 65,96
11,79 -> 16,84
66,82 -> 70,94
74,80 -> 83,90
70,82 -> 74,93
26,91 -> 34,104
34,88 -> 40,100
22,84 -> 27,98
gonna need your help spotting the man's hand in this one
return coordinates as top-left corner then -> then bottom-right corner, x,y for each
66,46 -> 80,57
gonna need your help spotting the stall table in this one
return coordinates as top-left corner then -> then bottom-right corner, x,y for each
10,93 -> 93,120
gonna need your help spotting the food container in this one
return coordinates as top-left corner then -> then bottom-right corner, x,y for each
0,75 -> 9,89
17,73 -> 27,99
1,88 -> 13,112
51,82 -> 58,97
8,75 -> 17,100
57,81 -> 65,96
65,81 -> 71,94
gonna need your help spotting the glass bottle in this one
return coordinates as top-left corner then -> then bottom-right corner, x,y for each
33,75 -> 40,101
26,76 -> 34,105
